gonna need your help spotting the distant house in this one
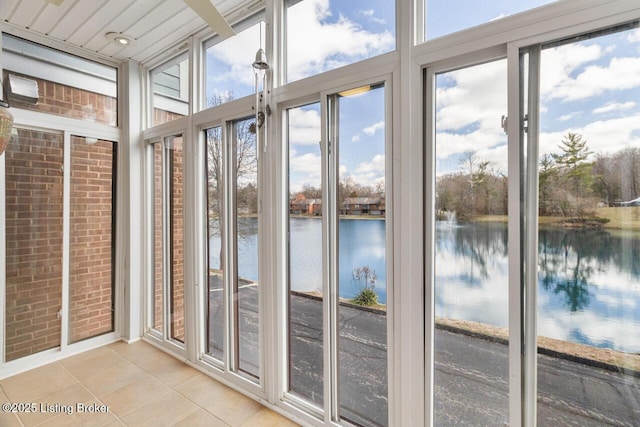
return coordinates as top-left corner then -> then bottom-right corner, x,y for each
342,197 -> 385,216
290,194 -> 322,215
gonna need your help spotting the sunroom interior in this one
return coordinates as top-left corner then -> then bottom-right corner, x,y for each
1,0 -> 639,426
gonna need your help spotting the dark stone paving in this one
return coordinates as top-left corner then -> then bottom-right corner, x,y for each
208,275 -> 640,426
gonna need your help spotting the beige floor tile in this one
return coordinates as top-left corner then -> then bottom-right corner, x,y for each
239,407 -> 300,427
111,341 -> 177,372
172,408 -> 228,427
0,412 -> 23,427
81,361 -> 147,397
61,348 -> 129,380
0,390 -> 23,426
17,382 -> 95,427
99,375 -> 170,417
120,390 -> 199,427
149,358 -> 201,388
0,362 -> 77,402
176,375 -> 261,426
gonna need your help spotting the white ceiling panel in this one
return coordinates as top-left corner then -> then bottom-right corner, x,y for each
66,0 -> 132,46
29,1 -> 78,35
0,0 -> 262,64
47,1 -> 108,41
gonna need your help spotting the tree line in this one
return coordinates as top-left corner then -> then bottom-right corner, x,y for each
436,132 -> 640,220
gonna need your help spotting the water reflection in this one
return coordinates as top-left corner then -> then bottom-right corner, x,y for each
436,221 -> 640,353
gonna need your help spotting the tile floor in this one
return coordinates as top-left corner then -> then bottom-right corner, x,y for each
0,341 -> 300,427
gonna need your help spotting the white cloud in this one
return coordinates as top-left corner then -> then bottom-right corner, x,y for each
207,24 -> 261,88
592,101 -> 636,115
287,0 -> 394,81
288,108 -> 321,146
363,121 -> 384,136
433,59 -> 508,172
558,112 -> 581,121
289,152 -> 321,192
352,135 -> 361,143
360,9 -> 385,25
436,59 -> 507,132
542,44 -> 640,102
539,114 -> 640,156
627,28 -> 640,43
341,155 -> 385,187
540,43 -> 602,100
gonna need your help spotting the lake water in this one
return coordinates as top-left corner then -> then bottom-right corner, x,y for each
210,218 -> 640,353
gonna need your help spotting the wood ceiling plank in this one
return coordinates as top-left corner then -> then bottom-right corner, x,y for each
7,0 -> 48,29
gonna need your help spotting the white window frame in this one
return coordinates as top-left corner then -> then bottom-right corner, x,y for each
0,108 -> 122,379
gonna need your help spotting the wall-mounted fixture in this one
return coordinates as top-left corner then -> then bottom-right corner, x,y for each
5,74 -> 39,104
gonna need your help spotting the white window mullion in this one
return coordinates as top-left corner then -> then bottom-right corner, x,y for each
423,66 -> 437,427
61,131 -> 71,350
523,44 -> 541,427
507,42 -> 524,427
324,93 -> 340,424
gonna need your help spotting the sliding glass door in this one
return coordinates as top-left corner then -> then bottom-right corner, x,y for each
4,129 -> 117,362
204,115 -> 261,383
424,19 -> 640,426
525,22 -> 640,426
284,81 -> 391,426
148,133 -> 185,345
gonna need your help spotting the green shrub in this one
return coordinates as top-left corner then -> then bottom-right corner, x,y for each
351,266 -> 379,306
352,287 -> 379,306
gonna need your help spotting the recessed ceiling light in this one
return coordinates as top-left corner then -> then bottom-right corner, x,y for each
105,32 -> 136,47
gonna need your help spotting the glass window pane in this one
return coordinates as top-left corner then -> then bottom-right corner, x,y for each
425,0 -> 558,41
69,136 -> 116,343
337,85 -> 388,426
234,117 -> 260,379
2,34 -> 117,126
152,55 -> 189,126
152,142 -> 164,333
536,24 -> 640,426
204,17 -> 263,108
206,126 -> 224,361
286,0 -> 395,83
287,103 -> 324,405
433,59 -> 509,425
5,129 -> 64,361
168,135 -> 185,343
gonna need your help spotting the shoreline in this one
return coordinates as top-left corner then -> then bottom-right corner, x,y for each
291,290 -> 639,376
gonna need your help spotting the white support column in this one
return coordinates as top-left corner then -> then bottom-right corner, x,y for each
121,60 -> 144,342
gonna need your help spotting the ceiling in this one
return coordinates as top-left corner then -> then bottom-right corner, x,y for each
0,0 -> 262,64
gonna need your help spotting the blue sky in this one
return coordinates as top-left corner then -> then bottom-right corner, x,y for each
426,0 -> 556,40
203,1 -> 640,190
287,87 -> 386,194
436,25 -> 640,176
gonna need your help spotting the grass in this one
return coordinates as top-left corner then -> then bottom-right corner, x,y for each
472,207 -> 640,232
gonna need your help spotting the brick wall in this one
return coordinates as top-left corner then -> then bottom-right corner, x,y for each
68,136 -> 115,343
153,144 -> 164,332
4,73 -> 117,359
153,108 -> 184,126
170,137 -> 185,342
3,70 -> 117,126
151,137 -> 185,342
4,129 -> 64,361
